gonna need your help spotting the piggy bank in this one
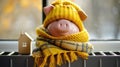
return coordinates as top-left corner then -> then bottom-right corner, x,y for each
33,0 -> 93,67
43,4 -> 87,38
47,19 -> 80,37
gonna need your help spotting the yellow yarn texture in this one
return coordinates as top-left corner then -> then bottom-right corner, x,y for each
33,26 -> 93,67
32,0 -> 93,67
43,0 -> 87,31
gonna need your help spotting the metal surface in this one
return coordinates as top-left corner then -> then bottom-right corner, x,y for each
0,51 -> 120,67
0,41 -> 120,67
0,41 -> 120,52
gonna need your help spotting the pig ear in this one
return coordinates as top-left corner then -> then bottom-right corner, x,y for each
78,10 -> 87,21
43,5 -> 54,15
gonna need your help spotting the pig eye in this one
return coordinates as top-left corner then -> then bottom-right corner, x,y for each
69,20 -> 73,22
55,19 -> 59,21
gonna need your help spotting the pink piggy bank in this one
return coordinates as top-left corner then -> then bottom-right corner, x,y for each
47,19 -> 80,36
33,1 -> 93,67
44,5 -> 80,36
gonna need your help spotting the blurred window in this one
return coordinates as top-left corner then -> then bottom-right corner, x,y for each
48,0 -> 120,40
0,0 -> 42,40
0,0 -> 120,40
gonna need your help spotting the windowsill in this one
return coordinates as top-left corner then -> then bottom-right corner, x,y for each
0,40 -> 120,52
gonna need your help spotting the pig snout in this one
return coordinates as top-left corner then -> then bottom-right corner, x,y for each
47,19 -> 80,37
55,20 -> 70,32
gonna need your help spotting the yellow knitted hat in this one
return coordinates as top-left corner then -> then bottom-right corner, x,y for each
43,0 -> 87,31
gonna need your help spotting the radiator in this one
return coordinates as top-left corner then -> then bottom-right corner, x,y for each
0,51 -> 120,67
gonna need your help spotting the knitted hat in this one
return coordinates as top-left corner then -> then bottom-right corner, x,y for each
43,0 -> 87,31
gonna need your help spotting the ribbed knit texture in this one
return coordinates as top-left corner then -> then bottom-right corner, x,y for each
43,0 -> 87,31
36,25 -> 89,42
32,0 -> 92,67
33,26 -> 93,67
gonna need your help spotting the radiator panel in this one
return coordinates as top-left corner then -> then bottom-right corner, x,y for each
0,51 -> 120,67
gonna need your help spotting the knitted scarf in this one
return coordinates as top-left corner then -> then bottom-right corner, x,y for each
32,25 -> 93,67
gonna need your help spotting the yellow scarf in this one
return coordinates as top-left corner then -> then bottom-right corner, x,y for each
36,25 -> 89,42
32,25 -> 93,67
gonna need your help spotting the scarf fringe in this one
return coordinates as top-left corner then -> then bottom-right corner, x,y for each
34,57 -> 40,67
49,55 -> 56,67
63,52 -> 70,63
40,56 -> 48,67
33,51 -> 88,67
76,52 -> 89,59
70,51 -> 77,62
57,53 -> 63,66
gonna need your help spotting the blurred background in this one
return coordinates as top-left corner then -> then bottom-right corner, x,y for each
0,0 -> 120,40
0,0 -> 42,40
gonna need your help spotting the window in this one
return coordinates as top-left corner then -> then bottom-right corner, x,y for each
48,0 -> 120,40
0,0 -> 42,40
0,0 -> 120,40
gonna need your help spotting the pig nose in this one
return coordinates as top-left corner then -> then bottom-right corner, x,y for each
57,20 -> 69,32
59,22 -> 68,28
